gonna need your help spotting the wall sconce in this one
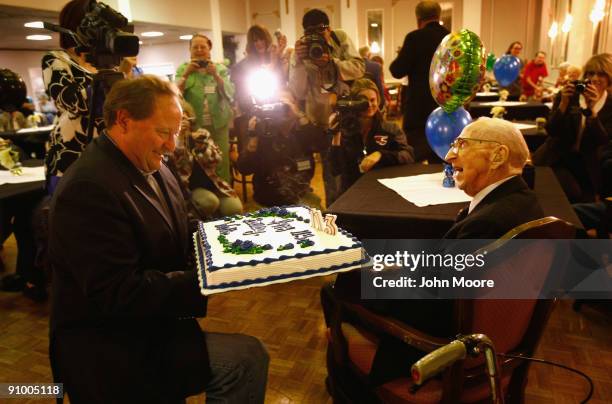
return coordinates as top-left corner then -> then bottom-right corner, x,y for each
548,21 -> 558,39
561,14 -> 573,33
589,0 -> 606,24
370,41 -> 381,54
367,10 -> 383,56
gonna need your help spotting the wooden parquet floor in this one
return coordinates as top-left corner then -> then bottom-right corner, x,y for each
1,160 -> 611,403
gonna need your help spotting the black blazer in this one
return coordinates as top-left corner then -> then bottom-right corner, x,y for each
389,21 -> 449,130
48,134 -> 209,403
443,176 -> 545,239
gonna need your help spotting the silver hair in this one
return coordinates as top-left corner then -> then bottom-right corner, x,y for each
462,117 -> 530,169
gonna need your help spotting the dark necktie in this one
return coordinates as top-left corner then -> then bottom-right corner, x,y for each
146,174 -> 172,218
455,207 -> 469,223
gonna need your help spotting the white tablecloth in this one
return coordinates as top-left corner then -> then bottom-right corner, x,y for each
0,166 -> 45,185
378,172 -> 471,207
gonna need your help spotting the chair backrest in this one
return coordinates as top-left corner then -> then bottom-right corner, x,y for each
464,217 -> 576,364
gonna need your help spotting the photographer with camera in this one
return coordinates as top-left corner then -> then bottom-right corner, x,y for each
533,53 -> 612,203
236,92 -> 327,207
231,25 -> 287,115
43,0 -> 102,187
42,0 -> 138,193
176,34 -> 234,183
330,78 -> 414,196
289,8 -> 364,207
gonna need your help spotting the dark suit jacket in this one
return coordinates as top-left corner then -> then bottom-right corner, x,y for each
390,22 -> 448,131
48,134 -> 209,403
365,176 -> 545,384
443,176 -> 545,239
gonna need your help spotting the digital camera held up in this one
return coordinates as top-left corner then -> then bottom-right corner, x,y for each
303,26 -> 330,60
196,60 -> 210,69
334,94 -> 369,134
571,79 -> 591,94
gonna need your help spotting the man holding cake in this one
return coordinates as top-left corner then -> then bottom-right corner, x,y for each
48,75 -> 269,403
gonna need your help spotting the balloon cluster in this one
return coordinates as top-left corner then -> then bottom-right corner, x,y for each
426,29 -> 485,160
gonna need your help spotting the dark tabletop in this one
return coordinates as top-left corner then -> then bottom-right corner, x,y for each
0,126 -> 52,159
327,164 -> 582,239
0,160 -> 45,201
468,101 -> 550,121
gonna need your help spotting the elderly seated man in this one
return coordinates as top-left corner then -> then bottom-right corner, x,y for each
327,117 -> 546,385
443,116 -> 545,238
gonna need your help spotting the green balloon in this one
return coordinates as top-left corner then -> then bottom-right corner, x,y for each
429,29 -> 486,113
486,53 -> 496,71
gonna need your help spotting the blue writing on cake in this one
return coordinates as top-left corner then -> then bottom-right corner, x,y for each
269,218 -> 296,232
215,223 -> 239,235
243,218 -> 266,236
291,230 -> 314,241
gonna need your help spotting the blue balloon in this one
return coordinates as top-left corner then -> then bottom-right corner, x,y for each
426,107 -> 473,160
493,55 -> 521,87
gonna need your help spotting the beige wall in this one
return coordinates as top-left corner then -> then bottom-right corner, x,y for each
129,0 -> 211,28
249,0 -> 280,32
0,50 -> 46,99
480,0 -> 542,59
220,0 -> 249,34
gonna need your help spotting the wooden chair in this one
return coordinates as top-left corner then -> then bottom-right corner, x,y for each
322,217 -> 577,403
228,124 -> 252,202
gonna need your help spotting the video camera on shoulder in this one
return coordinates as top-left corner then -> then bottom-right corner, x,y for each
44,0 -> 139,69
334,94 -> 369,135
302,25 -> 331,60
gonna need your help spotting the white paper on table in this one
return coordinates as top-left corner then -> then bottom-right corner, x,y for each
378,172 -> 471,207
512,122 -> 537,131
0,166 -> 45,185
479,101 -> 527,107
16,125 -> 55,134
475,92 -> 498,96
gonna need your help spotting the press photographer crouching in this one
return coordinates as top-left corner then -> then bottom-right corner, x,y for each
330,78 -> 415,196
236,92 -> 327,208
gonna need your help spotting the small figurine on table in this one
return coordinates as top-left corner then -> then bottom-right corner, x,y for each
443,163 -> 455,188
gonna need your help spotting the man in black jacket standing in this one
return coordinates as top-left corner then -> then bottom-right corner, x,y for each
48,75 -> 268,403
390,1 -> 449,162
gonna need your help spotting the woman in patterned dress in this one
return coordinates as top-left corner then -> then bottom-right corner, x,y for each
42,0 -> 102,193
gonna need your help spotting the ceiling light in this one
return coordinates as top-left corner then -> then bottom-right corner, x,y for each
24,21 -> 44,29
180,35 -> 193,40
26,34 -> 52,41
141,31 -> 164,37
370,23 -> 378,28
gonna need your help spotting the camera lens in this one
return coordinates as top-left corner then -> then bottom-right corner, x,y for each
309,44 -> 324,59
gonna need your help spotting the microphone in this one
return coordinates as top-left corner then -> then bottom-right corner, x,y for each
411,339 -> 467,385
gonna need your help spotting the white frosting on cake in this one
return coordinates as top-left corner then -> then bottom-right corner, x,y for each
194,206 -> 366,295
